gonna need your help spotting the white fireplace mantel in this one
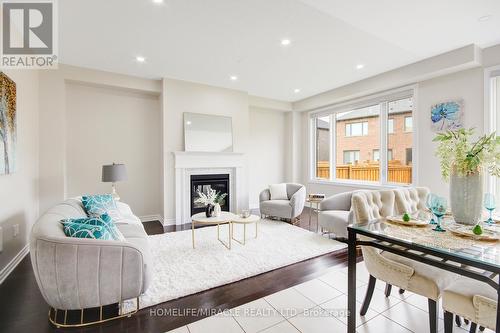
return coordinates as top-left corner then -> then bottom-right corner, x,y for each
173,151 -> 247,225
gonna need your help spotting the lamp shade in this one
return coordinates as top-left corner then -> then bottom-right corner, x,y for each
102,163 -> 127,183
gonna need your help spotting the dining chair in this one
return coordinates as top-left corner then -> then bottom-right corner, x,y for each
351,189 -> 457,333
443,277 -> 497,332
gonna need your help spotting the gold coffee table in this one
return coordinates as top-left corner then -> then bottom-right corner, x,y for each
191,212 -> 236,250
231,214 -> 260,245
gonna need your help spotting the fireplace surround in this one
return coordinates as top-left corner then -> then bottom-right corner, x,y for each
173,151 -> 247,225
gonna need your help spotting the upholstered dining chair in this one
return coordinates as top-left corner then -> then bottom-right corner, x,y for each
351,188 -> 457,333
443,277 -> 497,332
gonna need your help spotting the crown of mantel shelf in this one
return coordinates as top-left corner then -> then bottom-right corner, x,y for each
173,151 -> 245,156
173,151 -> 246,169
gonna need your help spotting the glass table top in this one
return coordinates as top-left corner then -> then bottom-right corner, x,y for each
350,217 -> 500,270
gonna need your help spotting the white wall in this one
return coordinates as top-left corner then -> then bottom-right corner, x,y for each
38,65 -> 162,216
162,78 -> 251,223
65,82 -> 162,218
0,70 -> 39,280
417,68 -> 484,197
248,107 -> 287,208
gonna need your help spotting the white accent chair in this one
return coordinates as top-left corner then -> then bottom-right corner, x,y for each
352,188 -> 457,333
318,191 -> 356,239
259,183 -> 306,223
443,277 -> 497,332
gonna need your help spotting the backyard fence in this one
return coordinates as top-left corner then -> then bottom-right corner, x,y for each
316,161 -> 412,184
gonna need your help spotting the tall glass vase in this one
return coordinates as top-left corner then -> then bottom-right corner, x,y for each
450,169 -> 483,225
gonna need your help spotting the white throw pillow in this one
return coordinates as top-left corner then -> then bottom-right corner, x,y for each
269,183 -> 288,200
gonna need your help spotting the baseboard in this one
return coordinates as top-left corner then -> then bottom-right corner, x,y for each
162,218 -> 176,226
0,244 -> 29,285
140,215 -> 164,224
249,204 -> 259,210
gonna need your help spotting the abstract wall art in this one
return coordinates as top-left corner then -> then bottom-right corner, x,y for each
431,100 -> 463,132
0,72 -> 17,175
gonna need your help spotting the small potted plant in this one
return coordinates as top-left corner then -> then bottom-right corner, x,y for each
433,128 -> 500,224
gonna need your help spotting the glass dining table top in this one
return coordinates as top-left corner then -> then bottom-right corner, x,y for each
350,215 -> 500,271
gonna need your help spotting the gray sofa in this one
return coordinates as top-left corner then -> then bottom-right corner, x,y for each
259,183 -> 306,222
318,187 -> 429,239
30,198 -> 151,314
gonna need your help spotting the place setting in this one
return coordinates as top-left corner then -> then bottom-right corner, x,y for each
383,192 -> 500,244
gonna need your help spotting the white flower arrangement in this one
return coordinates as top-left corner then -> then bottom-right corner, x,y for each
194,189 -> 227,206
194,188 -> 217,206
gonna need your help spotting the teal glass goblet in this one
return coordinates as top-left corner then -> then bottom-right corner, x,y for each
484,193 -> 496,225
430,195 -> 447,232
425,193 -> 437,225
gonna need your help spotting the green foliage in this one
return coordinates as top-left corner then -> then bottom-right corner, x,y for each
433,128 -> 500,181
214,191 -> 227,204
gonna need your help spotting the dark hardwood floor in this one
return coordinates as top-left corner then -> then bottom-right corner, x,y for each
0,209 -> 357,333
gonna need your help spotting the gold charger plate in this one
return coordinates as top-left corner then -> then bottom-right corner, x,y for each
447,225 -> 500,241
386,216 -> 428,227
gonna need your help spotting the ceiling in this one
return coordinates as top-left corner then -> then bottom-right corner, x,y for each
59,0 -> 500,102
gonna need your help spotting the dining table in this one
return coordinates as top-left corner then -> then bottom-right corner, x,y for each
347,217 -> 500,333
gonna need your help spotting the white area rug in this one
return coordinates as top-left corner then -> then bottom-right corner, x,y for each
124,219 -> 346,311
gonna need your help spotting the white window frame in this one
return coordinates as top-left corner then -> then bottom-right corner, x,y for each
484,66 -> 500,197
308,85 -> 417,187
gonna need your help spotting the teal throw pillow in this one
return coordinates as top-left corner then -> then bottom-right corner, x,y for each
81,194 -> 121,220
61,214 -> 125,241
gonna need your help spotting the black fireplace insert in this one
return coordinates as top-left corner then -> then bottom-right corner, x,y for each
190,174 -> 230,216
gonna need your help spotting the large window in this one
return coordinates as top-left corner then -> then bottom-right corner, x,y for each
345,121 -> 368,137
315,116 -> 330,179
337,104 -> 380,181
311,90 -> 414,185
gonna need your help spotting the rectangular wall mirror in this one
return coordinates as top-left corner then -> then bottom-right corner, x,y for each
184,112 -> 233,152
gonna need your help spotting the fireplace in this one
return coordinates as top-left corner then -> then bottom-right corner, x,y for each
190,174 -> 230,216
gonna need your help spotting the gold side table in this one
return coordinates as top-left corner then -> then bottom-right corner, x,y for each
306,197 -> 323,232
191,212 -> 236,250
231,214 -> 260,245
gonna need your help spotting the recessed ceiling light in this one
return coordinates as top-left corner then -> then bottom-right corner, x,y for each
281,39 -> 291,46
356,64 -> 365,70
136,56 -> 146,63
294,88 -> 301,93
152,0 -> 164,3
478,15 -> 491,22
230,75 -> 238,81
186,121 -> 192,125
